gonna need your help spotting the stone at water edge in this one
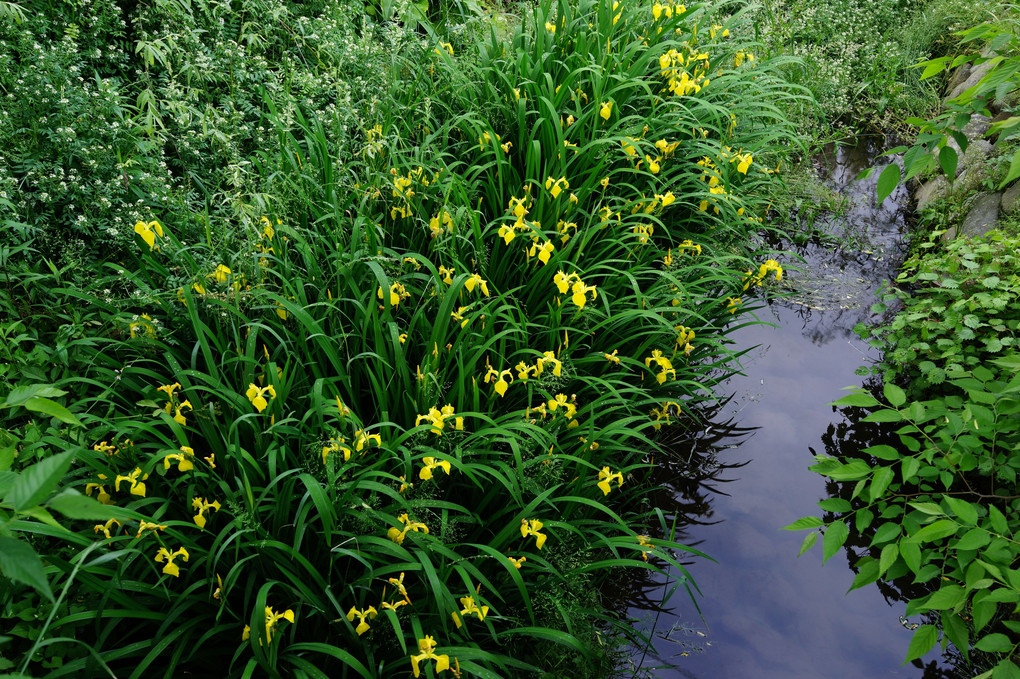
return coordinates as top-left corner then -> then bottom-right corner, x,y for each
916,176 -> 949,211
960,192 -> 1002,238
948,60 -> 996,101
1001,182 -> 1020,215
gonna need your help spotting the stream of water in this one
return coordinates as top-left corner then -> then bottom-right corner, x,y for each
623,138 -> 961,678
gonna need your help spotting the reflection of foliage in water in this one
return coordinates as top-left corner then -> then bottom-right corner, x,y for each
604,399 -> 754,674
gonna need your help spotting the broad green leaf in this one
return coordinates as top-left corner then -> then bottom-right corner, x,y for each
901,457 -> 920,482
863,409 -> 904,423
784,516 -> 824,531
939,146 -> 958,178
826,460 -> 873,481
0,536 -> 52,601
881,382 -> 905,407
909,502 -> 945,516
919,56 -> 952,80
988,116 -> 1020,138
994,659 -> 1020,679
877,163 -> 901,206
798,531 -> 818,557
47,490 -> 119,520
869,467 -> 894,502
22,397 -> 83,427
942,611 -> 969,659
849,557 -> 880,591
923,585 -> 966,611
944,497 -> 978,525
831,392 -> 880,408
822,521 -> 849,565
1,385 -> 67,408
864,445 -> 900,460
818,498 -> 852,513
912,519 -> 960,543
5,451 -> 75,511
989,504 -> 1009,534
973,596 -> 996,632
878,542 -> 899,576
955,527 -> 991,551
855,508 -> 874,533
900,540 -> 922,574
975,633 -> 1012,653
998,149 -> 1020,190
904,625 -> 938,664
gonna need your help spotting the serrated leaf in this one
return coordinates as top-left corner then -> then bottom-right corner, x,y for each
900,540 -> 922,573
784,516 -> 824,531
939,146 -> 958,177
856,508 -> 874,532
989,504 -> 1009,534
909,502 -> 945,516
822,521 -> 849,565
0,536 -> 52,601
997,149 -> 1020,190
47,490 -> 119,521
944,497 -> 978,525
923,585 -> 966,611
849,557 -> 880,591
904,625 -> 938,663
877,163 -> 901,205
832,392 -> 880,408
1,385 -> 67,408
797,531 -> 818,557
826,459 -> 873,481
919,56 -> 952,80
878,542 -> 899,576
913,519 -> 960,542
869,467 -> 895,502
994,659 -> 1020,679
818,498 -> 852,513
865,444 -> 901,460
975,633 -> 1011,653
902,457 -> 921,482
955,527 -> 991,551
21,397 -> 83,427
883,383 -> 907,407
5,451 -> 75,511
942,611 -> 969,659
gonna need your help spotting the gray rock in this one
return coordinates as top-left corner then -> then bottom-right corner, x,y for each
960,192 -> 1001,237
948,60 -> 996,101
1002,182 -> 1020,214
961,114 -> 991,142
915,176 -> 949,210
942,226 -> 958,242
946,63 -> 972,95
950,139 -> 993,183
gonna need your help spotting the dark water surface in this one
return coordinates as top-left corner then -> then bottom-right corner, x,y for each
624,139 -> 959,678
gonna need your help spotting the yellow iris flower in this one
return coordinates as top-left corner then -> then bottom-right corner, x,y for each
245,383 -> 276,413
520,518 -> 547,550
346,606 -> 378,636
410,636 -> 450,678
154,546 -> 189,577
597,467 -> 624,495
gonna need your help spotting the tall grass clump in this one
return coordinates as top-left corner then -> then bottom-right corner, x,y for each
1,0 -> 803,675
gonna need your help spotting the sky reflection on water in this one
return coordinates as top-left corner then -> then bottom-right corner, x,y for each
623,139 -> 957,678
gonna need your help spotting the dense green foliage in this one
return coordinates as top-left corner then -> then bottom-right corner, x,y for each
0,0 -> 801,675
748,0 -> 998,131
